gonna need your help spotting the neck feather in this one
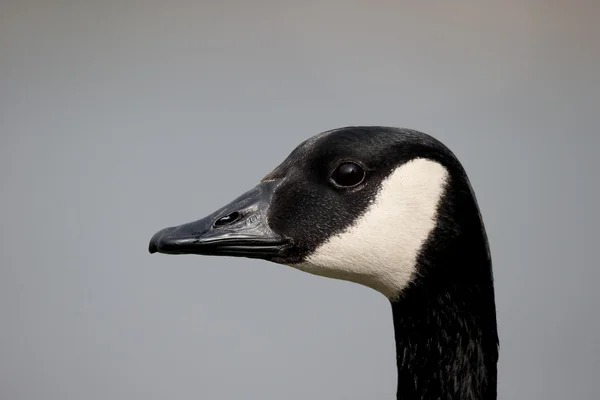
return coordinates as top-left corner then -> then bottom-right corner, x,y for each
391,281 -> 498,400
390,169 -> 499,400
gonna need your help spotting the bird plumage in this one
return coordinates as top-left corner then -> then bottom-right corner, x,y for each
149,126 -> 499,400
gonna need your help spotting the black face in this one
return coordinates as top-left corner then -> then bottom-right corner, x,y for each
148,127 -> 463,266
259,127 -> 461,264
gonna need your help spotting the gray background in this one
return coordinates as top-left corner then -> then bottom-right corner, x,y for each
1,1 -> 598,399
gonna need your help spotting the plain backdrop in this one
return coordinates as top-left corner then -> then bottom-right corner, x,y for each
1,1 -> 599,399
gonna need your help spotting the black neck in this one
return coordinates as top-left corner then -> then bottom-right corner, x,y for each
391,282 -> 498,400
390,172 -> 499,400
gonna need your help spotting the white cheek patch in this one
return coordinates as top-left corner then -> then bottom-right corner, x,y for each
291,158 -> 449,299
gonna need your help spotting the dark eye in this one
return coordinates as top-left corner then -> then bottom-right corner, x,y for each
331,162 -> 365,187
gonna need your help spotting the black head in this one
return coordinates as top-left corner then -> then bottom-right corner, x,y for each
149,126 -> 492,299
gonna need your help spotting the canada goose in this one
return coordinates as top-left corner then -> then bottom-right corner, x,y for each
148,126 -> 499,400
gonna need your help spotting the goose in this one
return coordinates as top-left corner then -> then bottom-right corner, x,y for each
148,126 -> 499,400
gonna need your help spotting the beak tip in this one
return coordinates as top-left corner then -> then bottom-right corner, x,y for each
149,226 -> 178,255
148,240 -> 158,254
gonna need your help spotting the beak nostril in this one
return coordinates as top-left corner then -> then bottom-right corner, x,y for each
214,211 -> 241,227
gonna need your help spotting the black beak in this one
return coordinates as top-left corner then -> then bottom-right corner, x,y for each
148,180 -> 289,259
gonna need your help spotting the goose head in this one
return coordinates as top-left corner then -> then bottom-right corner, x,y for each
149,126 -> 491,298
148,126 -> 498,399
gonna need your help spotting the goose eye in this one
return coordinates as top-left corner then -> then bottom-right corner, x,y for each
331,162 -> 365,187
